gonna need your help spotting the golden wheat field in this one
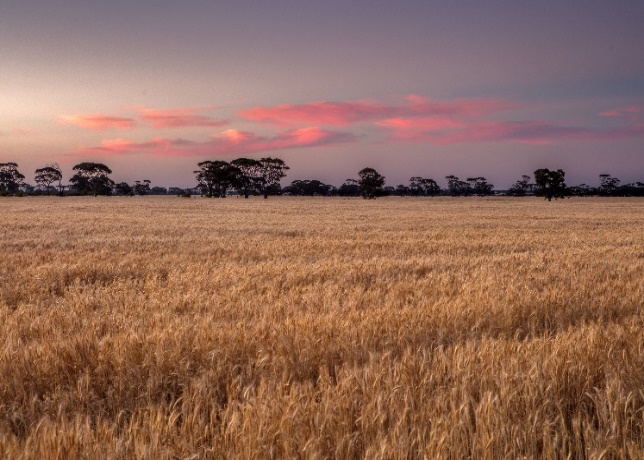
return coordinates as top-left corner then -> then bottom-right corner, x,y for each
0,196 -> 643,459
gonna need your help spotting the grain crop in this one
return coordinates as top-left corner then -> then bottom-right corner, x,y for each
1,196 -> 643,459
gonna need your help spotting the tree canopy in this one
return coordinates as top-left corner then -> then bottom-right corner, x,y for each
534,168 -> 567,201
194,161 -> 240,198
409,177 -> 441,196
69,162 -> 114,196
230,158 -> 263,198
506,175 -> 533,197
4,159 -> 644,200
284,179 -> 335,196
357,167 -> 385,199
0,162 -> 25,194
257,157 -> 289,199
34,165 -> 63,195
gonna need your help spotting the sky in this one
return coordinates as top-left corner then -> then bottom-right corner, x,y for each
1,0 -> 643,189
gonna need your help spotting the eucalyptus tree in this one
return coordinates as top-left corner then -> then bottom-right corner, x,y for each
257,157 -> 289,199
598,174 -> 621,196
194,161 -> 239,197
338,179 -> 360,197
534,168 -> 567,201
395,184 -> 410,196
506,175 -> 533,196
467,177 -> 494,196
284,179 -> 334,196
134,180 -> 152,196
445,175 -> 471,196
409,177 -> 440,196
358,167 -> 385,199
114,182 -> 134,196
230,157 -> 262,198
34,164 -> 63,195
0,162 -> 25,194
69,162 -> 114,196
150,186 -> 168,195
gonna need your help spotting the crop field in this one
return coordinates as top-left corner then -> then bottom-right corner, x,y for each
0,196 -> 643,459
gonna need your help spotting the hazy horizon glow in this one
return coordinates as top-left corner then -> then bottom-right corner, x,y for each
1,1 -> 643,188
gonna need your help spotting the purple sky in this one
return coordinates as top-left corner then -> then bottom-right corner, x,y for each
1,0 -> 643,188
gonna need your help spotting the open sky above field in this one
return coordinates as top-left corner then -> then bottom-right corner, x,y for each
1,0 -> 643,188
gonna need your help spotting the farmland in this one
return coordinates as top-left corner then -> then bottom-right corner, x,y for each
1,196 -> 643,458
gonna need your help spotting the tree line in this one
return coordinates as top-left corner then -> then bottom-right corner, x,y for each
1,160 -> 643,199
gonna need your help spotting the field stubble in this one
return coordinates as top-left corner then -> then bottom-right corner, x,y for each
0,196 -> 643,459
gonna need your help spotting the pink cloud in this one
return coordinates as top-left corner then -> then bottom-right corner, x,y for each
60,115 -> 136,130
430,121 -> 590,145
598,105 -> 644,128
84,137 -> 191,153
239,95 -> 515,127
217,129 -> 254,144
239,100 -> 391,126
599,105 -> 643,118
77,127 -> 355,157
239,95 -> 643,146
377,117 -> 644,145
402,95 -> 517,118
375,116 -> 466,141
139,107 -> 228,128
67,98 -> 644,156
359,97 -> 644,145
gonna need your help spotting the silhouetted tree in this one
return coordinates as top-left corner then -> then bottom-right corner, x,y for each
466,177 -> 494,196
568,183 -> 593,197
20,183 -> 35,194
358,167 -> 385,199
168,187 -> 186,196
338,179 -> 360,196
382,186 -> 396,196
150,186 -> 168,195
114,182 -> 134,196
598,174 -> 621,196
257,157 -> 289,199
621,182 -> 644,197
408,177 -> 424,196
0,162 -> 25,194
409,177 -> 441,196
69,162 -> 114,196
194,161 -> 239,197
265,183 -> 284,196
194,161 -> 216,197
506,175 -> 533,196
230,158 -> 263,198
133,180 -> 151,196
534,168 -> 567,201
284,179 -> 334,196
445,175 -> 471,196
34,164 -> 62,195
395,184 -> 410,196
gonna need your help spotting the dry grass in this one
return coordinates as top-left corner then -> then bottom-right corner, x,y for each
0,196 -> 643,459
